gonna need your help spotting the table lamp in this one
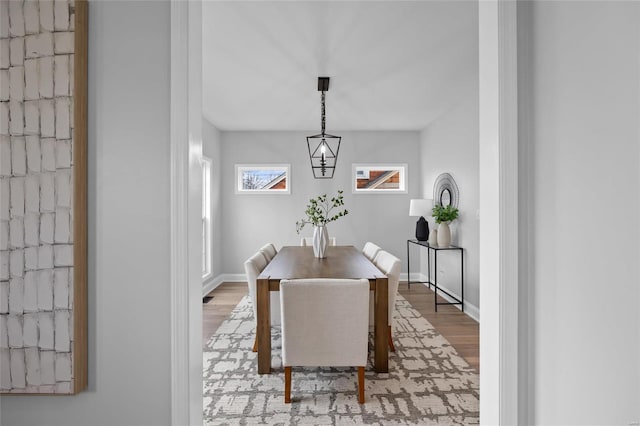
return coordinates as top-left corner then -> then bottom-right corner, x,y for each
409,199 -> 432,241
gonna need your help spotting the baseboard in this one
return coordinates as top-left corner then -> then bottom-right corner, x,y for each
202,274 -> 246,297
401,272 -> 479,323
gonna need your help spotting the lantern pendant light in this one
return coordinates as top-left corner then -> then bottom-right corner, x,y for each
306,77 -> 341,179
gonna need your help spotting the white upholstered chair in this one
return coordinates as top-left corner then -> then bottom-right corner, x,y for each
370,250 -> 402,352
362,242 -> 382,261
243,251 -> 281,352
259,243 -> 278,262
300,237 -> 337,246
280,278 -> 370,404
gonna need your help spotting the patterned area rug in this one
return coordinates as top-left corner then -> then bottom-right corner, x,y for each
203,295 -> 479,425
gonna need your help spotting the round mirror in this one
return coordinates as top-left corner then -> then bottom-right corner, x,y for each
440,188 -> 451,207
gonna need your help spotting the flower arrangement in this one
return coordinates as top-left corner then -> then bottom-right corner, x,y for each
431,204 -> 459,224
296,190 -> 349,234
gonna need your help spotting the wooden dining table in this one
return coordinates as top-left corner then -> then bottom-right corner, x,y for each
256,245 -> 389,374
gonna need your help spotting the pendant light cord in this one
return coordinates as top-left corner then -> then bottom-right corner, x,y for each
320,91 -> 326,137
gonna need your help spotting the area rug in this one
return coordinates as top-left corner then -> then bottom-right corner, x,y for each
203,295 -> 479,425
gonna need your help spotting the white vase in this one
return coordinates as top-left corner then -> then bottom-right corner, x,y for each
428,228 -> 438,245
437,222 -> 451,247
313,225 -> 329,258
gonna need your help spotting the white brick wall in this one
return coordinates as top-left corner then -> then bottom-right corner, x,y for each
55,208 -> 70,243
9,217 -> 24,249
40,350 -> 55,385
10,137 -> 26,177
40,212 -> 54,244
0,178 -> 9,220
25,346 -> 41,386
24,175 -> 40,213
9,66 -> 24,101
0,348 -> 11,390
54,55 -> 70,97
0,280 -> 8,312
54,268 -> 69,309
9,38 -> 24,67
24,213 -> 39,247
9,101 -> 23,135
24,100 -> 40,135
23,271 -> 38,313
25,135 -> 41,172
10,348 -> 26,389
0,138 -> 11,176
24,246 -> 37,270
38,244 -> 53,270
23,0 -> 39,35
37,269 -> 53,311
41,138 -> 56,172
38,312 -> 53,350
24,58 -> 39,100
54,244 -> 72,267
39,99 -> 55,137
8,1 -> 26,37
7,315 -> 23,348
4,0 -> 78,394
10,177 -> 25,217
54,310 -> 70,352
40,1 -> 54,33
39,56 -> 54,99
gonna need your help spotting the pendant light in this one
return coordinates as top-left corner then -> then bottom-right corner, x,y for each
307,77 -> 341,179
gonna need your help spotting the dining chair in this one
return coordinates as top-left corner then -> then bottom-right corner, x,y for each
370,250 -> 402,352
300,237 -> 337,246
362,242 -> 382,261
280,278 -> 370,404
243,251 -> 281,352
259,243 -> 278,262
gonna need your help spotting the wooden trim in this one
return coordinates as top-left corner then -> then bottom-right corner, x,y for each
284,367 -> 292,403
72,0 -> 89,395
358,367 -> 365,404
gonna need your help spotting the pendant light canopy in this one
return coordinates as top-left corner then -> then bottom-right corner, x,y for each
307,77 -> 341,179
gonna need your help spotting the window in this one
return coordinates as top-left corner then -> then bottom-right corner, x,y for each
352,164 -> 408,193
235,164 -> 291,194
202,157 -> 212,279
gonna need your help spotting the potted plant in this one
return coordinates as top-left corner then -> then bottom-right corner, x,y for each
296,190 -> 349,258
431,204 -> 459,246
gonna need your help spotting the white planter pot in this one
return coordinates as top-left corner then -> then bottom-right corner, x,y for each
437,222 -> 451,247
313,225 -> 329,258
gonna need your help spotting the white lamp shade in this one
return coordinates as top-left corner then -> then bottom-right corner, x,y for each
409,199 -> 433,217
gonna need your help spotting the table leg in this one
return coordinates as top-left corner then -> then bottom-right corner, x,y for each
256,278 -> 271,374
406,240 -> 411,289
461,249 -> 465,312
374,276 -> 389,373
434,251 -> 438,312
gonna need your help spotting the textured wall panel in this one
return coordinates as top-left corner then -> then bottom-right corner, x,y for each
1,0 -> 86,394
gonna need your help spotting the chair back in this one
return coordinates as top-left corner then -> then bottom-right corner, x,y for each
259,243 -> 278,262
362,242 -> 381,261
243,251 -> 281,325
300,237 -> 337,246
280,278 -> 369,367
370,250 -> 402,325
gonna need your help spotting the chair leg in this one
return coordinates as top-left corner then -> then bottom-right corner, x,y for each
284,366 -> 292,404
358,366 -> 365,404
388,325 -> 396,352
252,334 -> 258,352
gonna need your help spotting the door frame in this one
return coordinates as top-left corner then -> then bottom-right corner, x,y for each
169,1 -> 521,424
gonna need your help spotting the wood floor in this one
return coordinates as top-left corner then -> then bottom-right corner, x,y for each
203,281 -> 479,372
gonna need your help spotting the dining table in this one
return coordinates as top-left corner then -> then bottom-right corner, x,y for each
256,245 -> 389,374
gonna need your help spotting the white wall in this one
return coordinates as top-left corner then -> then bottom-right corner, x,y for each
419,93 -> 480,316
1,1 -> 173,425
521,1 -> 640,424
202,119 -> 222,280
219,131 -> 421,274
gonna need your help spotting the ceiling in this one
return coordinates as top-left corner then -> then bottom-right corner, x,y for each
202,1 -> 478,132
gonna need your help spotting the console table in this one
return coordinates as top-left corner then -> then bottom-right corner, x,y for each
406,239 -> 464,312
